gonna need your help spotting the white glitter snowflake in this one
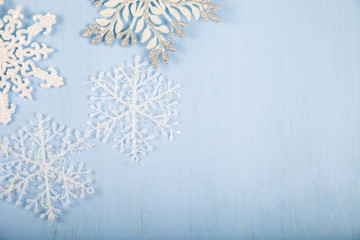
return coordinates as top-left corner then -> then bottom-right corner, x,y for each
82,0 -> 221,68
0,114 -> 94,221
0,6 -> 63,125
87,56 -> 181,162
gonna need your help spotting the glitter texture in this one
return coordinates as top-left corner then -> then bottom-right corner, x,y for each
87,56 -> 181,162
0,114 -> 94,221
83,0 -> 221,68
0,6 -> 63,125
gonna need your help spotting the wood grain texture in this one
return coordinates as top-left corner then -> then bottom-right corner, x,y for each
0,0 -> 360,239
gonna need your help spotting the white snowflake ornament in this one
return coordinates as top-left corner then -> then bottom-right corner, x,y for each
82,0 -> 221,69
0,6 -> 63,125
87,56 -> 181,162
0,114 -> 94,221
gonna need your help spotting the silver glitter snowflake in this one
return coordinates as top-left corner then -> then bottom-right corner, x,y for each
82,0 -> 221,68
0,6 -> 63,125
0,114 -> 94,221
87,56 -> 181,162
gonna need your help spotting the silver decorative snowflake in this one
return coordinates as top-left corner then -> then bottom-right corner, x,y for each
87,56 -> 181,162
82,0 -> 221,68
0,114 -> 94,221
0,6 -> 63,125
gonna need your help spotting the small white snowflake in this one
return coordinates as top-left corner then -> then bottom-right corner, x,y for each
0,6 -> 63,125
87,56 -> 181,162
0,114 -> 94,221
82,0 -> 221,68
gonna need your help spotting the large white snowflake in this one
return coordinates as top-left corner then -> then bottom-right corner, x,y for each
0,114 -> 94,221
87,56 -> 181,162
0,6 -> 63,125
82,0 -> 221,68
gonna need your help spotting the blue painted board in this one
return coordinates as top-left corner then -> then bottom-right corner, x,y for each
1,0 -> 360,239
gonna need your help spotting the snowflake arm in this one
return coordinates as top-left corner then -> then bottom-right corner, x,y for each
0,114 -> 94,221
82,0 -> 221,68
87,56 -> 181,162
0,7 -> 63,125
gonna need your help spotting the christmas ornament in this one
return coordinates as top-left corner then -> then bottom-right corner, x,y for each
83,0 -> 221,68
87,56 -> 181,162
0,114 -> 94,221
0,6 -> 63,125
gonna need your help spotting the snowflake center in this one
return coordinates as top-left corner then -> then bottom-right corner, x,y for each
40,162 -> 52,171
129,104 -> 139,112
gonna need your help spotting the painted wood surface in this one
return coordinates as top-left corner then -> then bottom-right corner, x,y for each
1,0 -> 360,239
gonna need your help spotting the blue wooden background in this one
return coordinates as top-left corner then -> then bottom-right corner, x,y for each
1,0 -> 360,239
